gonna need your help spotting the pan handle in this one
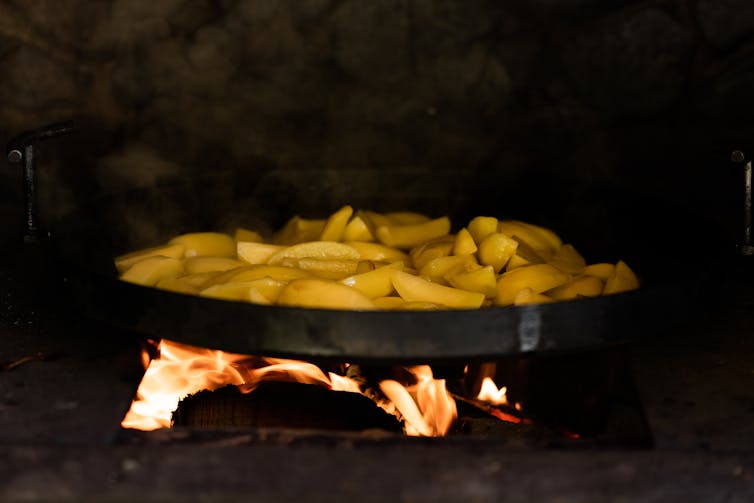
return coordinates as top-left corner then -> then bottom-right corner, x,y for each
6,121 -> 75,244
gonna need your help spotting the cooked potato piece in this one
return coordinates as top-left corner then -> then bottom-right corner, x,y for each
495,264 -> 570,306
409,236 -> 455,270
121,256 -> 183,286
603,260 -> 640,295
446,265 -> 497,298
237,242 -> 284,265
267,241 -> 360,265
209,265 -> 311,285
583,263 -> 615,281
549,244 -> 586,274
453,228 -> 477,255
342,215 -> 375,242
506,239 -> 545,271
498,221 -> 561,258
115,243 -> 185,274
376,217 -> 451,249
155,277 -> 199,295
277,279 -> 377,310
235,228 -> 263,243
513,288 -> 555,306
345,242 -> 408,262
294,258 -> 361,280
384,211 -> 431,225
341,261 -> 403,298
201,278 -> 285,303
274,216 -> 325,245
320,205 -> 354,242
419,255 -> 478,284
397,301 -> 441,311
391,270 -> 485,309
477,233 -> 518,273
180,271 -> 222,289
184,257 -> 247,274
467,216 -> 498,244
372,296 -> 406,309
547,275 -> 603,300
169,232 -> 236,258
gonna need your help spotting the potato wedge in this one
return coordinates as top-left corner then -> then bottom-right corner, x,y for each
121,256 -> 183,286
419,255 -> 478,284
477,233 -> 518,273
294,258 -> 361,280
506,239 -> 545,271
277,279 -> 377,310
180,271 -> 222,289
375,217 -> 451,249
498,221 -> 561,257
495,264 -> 570,306
342,215 -> 375,242
397,301 -> 441,311
208,265 -> 311,285
274,216 -> 325,245
547,275 -> 603,300
391,270 -> 485,308
184,257 -> 247,274
234,228 -> 263,243
267,241 -> 360,265
237,242 -> 285,265
169,232 -> 236,258
603,260 -> 640,295
155,277 -> 200,295
344,241 -> 408,262
320,205 -> 354,242
582,263 -> 615,281
115,243 -> 185,274
446,265 -> 497,298
201,278 -> 286,303
467,216 -> 498,244
548,244 -> 586,274
409,236 -> 455,270
372,296 -> 406,309
340,261 -> 403,298
513,288 -> 555,306
453,228 -> 477,255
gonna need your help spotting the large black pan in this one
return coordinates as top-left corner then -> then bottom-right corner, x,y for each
8,122 -> 711,362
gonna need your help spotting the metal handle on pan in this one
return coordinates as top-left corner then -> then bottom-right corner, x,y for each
6,121 -> 75,244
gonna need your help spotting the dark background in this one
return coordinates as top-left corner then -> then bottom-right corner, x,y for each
1,0 -> 753,256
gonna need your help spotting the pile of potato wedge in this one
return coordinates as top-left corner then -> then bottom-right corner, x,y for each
115,206 -> 639,310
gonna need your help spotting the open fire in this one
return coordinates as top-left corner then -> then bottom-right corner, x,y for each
121,340 -> 521,436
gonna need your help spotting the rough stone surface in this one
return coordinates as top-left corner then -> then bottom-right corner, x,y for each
697,0 -> 754,49
560,8 -> 692,117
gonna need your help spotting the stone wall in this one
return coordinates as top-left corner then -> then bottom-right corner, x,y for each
1,0 -> 753,240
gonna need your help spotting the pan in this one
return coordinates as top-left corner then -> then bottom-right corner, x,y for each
7,122 -> 710,362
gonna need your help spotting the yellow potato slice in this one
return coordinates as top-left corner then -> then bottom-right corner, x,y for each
477,233 -> 519,273
277,279 -> 377,310
293,258 -> 361,280
155,277 -> 200,295
169,232 -> 236,258
361,210 -> 392,230
583,263 -> 615,281
273,216 -> 325,245
320,205 -> 354,242
340,261 -> 403,298
506,239 -> 545,271
375,217 -> 451,249
120,256 -> 184,286
208,265 -> 311,286
513,288 -> 555,306
237,242 -> 285,265
372,296 -> 406,309
548,244 -> 586,274
498,221 -> 561,258
201,278 -> 286,302
342,215 -> 375,242
184,257 -> 247,274
267,241 -> 360,265
603,260 -> 640,295
409,236 -> 455,270
495,264 -> 570,306
453,228 -> 478,255
180,271 -> 222,289
446,265 -> 497,298
419,255 -> 478,284
344,241 -> 408,262
115,243 -> 185,274
467,216 -> 499,244
391,270 -> 485,308
234,228 -> 263,243
547,275 -> 603,300
384,211 -> 431,225
397,301 -> 441,311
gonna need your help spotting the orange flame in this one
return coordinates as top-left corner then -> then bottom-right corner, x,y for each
121,340 -> 458,436
477,377 -> 509,406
